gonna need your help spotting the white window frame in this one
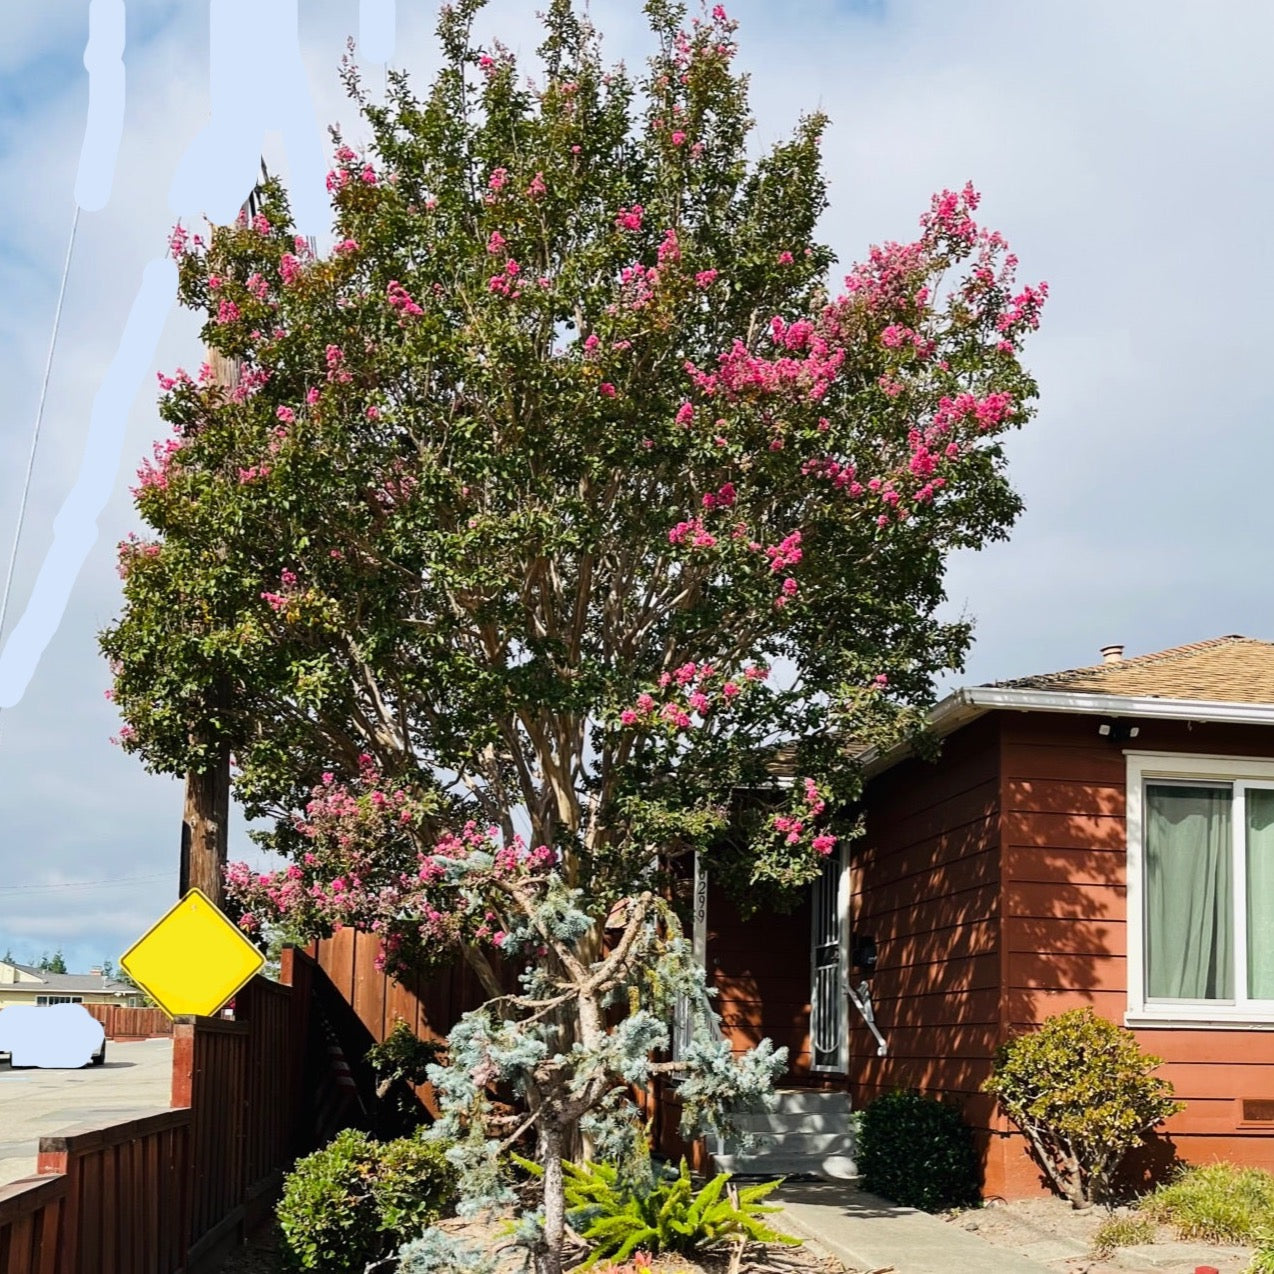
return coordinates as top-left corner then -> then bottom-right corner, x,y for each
1127,750 -> 1274,1029
35,995 -> 83,1006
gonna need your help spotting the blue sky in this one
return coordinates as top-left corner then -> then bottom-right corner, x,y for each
1,0 -> 1272,972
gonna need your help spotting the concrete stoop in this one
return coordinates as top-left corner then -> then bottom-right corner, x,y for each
713,1089 -> 857,1182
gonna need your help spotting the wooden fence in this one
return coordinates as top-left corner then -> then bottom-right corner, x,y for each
308,928 -> 486,1114
82,1005 -> 172,1040
0,949 -> 313,1274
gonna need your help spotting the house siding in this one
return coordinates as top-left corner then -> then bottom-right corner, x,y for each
847,713 -> 1004,1164
995,712 -> 1274,1196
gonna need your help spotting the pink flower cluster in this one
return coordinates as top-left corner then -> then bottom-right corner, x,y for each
224,765 -> 565,976
687,332 -> 845,404
132,437 -> 182,495
615,205 -> 643,231
325,344 -> 351,383
115,532 -> 161,579
773,778 -> 837,856
618,662 -> 769,732
387,280 -> 424,318
668,516 -> 717,548
765,530 -> 802,574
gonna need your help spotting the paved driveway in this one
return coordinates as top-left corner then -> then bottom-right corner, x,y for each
0,1037 -> 174,1187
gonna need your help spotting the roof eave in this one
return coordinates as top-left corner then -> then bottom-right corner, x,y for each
858,687 -> 1274,780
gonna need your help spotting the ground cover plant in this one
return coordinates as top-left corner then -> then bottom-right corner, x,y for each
1089,1211 -> 1155,1257
1138,1161 -> 1274,1246
102,1 -> 1047,1270
985,1008 -> 1184,1208
554,1156 -> 795,1266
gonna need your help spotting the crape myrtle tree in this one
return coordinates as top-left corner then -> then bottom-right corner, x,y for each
100,0 -> 1045,1268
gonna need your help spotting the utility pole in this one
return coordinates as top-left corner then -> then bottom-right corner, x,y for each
179,173 -> 265,906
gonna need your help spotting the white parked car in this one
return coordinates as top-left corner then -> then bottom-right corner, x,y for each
0,1003 -> 107,1068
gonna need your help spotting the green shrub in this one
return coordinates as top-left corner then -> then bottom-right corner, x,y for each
984,1008 -> 1184,1207
1139,1161 -> 1274,1245
1091,1211 -> 1155,1256
856,1090 -> 981,1212
277,1128 -> 457,1273
524,1156 -> 797,1268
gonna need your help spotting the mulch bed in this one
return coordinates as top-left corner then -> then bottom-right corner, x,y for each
215,1214 -> 850,1274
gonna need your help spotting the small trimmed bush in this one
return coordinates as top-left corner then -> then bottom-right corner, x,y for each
985,1008 -> 1183,1207
856,1090 -> 981,1212
277,1128 -> 457,1273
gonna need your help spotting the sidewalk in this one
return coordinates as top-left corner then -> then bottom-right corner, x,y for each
773,1181 -> 1055,1274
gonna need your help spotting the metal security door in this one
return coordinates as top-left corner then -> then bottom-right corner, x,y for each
810,849 -> 847,1072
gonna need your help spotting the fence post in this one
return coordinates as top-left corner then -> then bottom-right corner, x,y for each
33,1144 -> 76,1274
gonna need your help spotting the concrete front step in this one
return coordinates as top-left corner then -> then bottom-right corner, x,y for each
715,1152 -> 858,1181
759,1088 -> 851,1115
713,1088 -> 857,1182
723,1136 -> 851,1166
731,1112 -> 853,1135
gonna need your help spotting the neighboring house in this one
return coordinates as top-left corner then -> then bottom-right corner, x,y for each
700,635 -> 1274,1196
0,959 -> 141,1008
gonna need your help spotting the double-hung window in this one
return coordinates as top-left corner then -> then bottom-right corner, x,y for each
1127,753 -> 1274,1025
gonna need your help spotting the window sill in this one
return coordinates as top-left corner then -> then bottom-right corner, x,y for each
1125,1011 -> 1274,1031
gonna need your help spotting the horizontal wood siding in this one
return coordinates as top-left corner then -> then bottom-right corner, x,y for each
851,715 -> 1003,1114
996,713 -> 1274,1195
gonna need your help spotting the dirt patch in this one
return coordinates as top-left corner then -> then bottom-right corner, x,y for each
215,1214 -> 849,1274
946,1195 -> 1256,1273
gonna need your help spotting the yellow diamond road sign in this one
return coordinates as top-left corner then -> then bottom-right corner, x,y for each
120,888 -> 265,1019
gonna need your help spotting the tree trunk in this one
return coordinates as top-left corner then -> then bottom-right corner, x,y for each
181,738 -> 231,904
537,1121 -> 566,1274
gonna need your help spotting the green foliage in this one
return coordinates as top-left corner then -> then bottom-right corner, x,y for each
1139,1161 -> 1274,1245
36,950 -> 67,974
1252,1232 -> 1274,1274
100,2 -> 1045,1271
367,1019 -> 445,1128
276,1128 -> 457,1272
1090,1210 -> 1155,1256
985,1008 -> 1184,1207
552,1156 -> 797,1267
856,1089 -> 981,1212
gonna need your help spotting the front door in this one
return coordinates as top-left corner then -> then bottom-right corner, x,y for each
810,848 -> 847,1072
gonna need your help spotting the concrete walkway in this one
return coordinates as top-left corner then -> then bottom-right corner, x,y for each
773,1181 -> 1054,1274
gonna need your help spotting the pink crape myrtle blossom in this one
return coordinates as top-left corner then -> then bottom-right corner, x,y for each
225,769 -> 560,978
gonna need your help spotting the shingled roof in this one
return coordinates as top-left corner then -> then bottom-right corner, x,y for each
1,960 -> 135,997
986,635 -> 1274,704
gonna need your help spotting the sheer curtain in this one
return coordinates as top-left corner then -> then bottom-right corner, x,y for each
1247,789 -> 1274,999
1146,784 -> 1232,1000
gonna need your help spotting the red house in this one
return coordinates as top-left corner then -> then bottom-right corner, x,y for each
702,635 -> 1274,1197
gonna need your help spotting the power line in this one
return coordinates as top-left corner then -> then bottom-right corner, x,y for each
0,203 -> 82,746
0,871 -> 172,896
